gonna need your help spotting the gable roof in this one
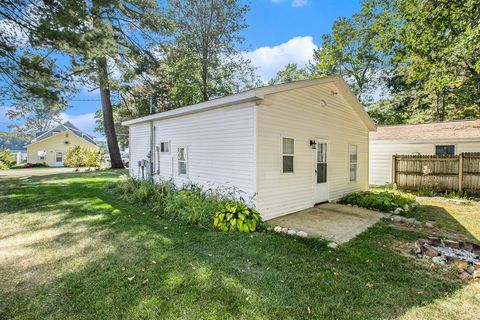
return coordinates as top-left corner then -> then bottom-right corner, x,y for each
27,122 -> 97,147
370,119 -> 480,142
122,76 -> 376,131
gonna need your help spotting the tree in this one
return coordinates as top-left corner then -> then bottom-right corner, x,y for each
1,0 -> 169,168
310,3 -> 388,104
391,0 -> 480,120
165,0 -> 257,105
268,63 -> 310,85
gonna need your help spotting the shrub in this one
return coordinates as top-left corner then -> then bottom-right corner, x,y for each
111,176 -> 261,232
0,161 -> 9,170
0,149 -> 15,169
339,189 -> 416,212
213,201 -> 261,232
64,146 -> 103,169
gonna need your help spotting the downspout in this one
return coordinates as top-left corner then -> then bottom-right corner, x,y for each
149,121 -> 155,177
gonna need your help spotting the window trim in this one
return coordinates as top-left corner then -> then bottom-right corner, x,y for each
435,144 -> 455,156
160,141 -> 171,154
349,144 -> 358,182
281,136 -> 295,174
177,146 -> 188,176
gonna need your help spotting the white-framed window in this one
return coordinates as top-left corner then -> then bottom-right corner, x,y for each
282,137 -> 294,173
435,145 -> 455,155
349,144 -> 358,181
55,152 -> 63,163
160,141 -> 170,153
37,150 -> 46,161
177,147 -> 187,176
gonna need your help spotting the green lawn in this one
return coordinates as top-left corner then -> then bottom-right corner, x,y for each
0,172 -> 479,319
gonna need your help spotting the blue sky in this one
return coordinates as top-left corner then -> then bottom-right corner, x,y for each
0,0 -> 361,137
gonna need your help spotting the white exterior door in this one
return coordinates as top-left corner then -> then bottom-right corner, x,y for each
314,139 -> 329,204
54,151 -> 64,166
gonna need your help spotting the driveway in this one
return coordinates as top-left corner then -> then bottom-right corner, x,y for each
268,203 -> 385,243
0,167 -> 81,178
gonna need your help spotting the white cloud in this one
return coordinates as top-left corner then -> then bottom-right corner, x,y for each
245,36 -> 318,82
291,0 -> 308,7
60,112 -> 98,137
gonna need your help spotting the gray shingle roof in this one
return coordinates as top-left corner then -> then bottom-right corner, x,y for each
30,122 -> 97,146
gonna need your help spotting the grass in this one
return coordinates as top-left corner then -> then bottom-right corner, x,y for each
0,171 -> 479,319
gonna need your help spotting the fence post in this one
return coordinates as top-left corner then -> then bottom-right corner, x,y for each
458,153 -> 464,192
392,155 -> 397,185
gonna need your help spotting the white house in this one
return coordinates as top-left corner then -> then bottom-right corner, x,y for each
123,76 -> 376,220
369,119 -> 480,185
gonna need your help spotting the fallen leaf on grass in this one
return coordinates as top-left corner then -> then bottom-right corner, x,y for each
188,262 -> 196,270
366,282 -> 374,289
121,266 -> 126,271
142,278 -> 149,285
128,275 -> 135,282
208,253 -> 213,257
333,272 -> 339,277
140,268 -> 146,272
307,306 -> 312,314
150,260 -> 157,264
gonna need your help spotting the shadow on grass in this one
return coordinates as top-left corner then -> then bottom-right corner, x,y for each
0,172 -> 472,319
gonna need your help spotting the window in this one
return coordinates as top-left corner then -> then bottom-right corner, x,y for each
37,150 -> 46,161
436,145 -> 455,155
349,144 -> 358,181
282,137 -> 294,173
317,143 -> 327,183
55,152 -> 63,163
160,141 -> 170,153
177,147 -> 187,175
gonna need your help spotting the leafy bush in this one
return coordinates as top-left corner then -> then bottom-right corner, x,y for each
213,201 -> 261,232
64,146 -> 103,169
0,149 -> 15,169
0,161 -> 9,170
339,189 -> 416,212
111,177 -> 261,232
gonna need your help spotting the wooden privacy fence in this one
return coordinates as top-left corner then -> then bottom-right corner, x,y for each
392,152 -> 480,193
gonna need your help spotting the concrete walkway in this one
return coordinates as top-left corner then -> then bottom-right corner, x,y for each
268,203 -> 385,244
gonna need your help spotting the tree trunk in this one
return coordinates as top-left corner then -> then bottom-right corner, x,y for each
97,57 -> 124,169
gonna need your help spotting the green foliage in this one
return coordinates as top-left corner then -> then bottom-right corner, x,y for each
0,149 -> 15,169
213,201 -> 260,233
268,63 -> 310,85
112,177 -> 261,231
339,189 -> 416,212
64,146 -> 103,169
310,4 -> 387,104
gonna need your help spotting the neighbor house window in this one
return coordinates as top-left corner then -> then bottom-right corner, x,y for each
349,144 -> 358,181
436,145 -> 455,155
177,147 -> 187,175
37,150 -> 46,161
282,137 -> 294,173
160,141 -> 170,153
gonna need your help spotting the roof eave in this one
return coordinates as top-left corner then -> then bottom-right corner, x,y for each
122,90 -> 262,126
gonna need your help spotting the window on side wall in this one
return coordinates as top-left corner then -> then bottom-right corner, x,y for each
349,144 -> 358,181
435,145 -> 455,155
282,137 -> 294,173
160,141 -> 170,153
177,147 -> 187,176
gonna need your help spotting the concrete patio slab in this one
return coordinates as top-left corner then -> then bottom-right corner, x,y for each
268,203 -> 385,244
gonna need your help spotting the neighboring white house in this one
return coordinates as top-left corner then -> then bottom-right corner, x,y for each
369,119 -> 480,185
123,76 -> 376,220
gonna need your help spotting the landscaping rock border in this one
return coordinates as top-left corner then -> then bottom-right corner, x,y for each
273,225 -> 309,238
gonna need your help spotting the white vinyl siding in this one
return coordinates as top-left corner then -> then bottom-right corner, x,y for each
148,104 -> 257,197
369,139 -> 480,185
256,82 -> 370,220
128,122 -> 151,178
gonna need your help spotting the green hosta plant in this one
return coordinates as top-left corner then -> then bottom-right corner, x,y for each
213,201 -> 261,233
